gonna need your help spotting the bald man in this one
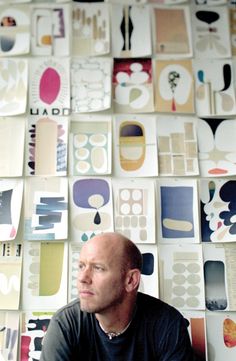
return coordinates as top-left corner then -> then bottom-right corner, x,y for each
40,232 -> 194,361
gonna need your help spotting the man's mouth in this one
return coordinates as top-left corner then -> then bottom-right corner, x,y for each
79,290 -> 95,297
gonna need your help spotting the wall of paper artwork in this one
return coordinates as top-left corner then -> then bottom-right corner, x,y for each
1,0 -> 236,360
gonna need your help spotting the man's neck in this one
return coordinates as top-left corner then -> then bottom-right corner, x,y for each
95,298 -> 137,334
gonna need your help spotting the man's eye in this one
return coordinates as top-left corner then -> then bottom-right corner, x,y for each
78,263 -> 85,271
93,265 -> 104,271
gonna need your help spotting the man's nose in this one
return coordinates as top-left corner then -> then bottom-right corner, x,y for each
78,266 -> 92,283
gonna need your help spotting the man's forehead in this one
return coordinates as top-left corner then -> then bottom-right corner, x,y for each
79,239 -> 122,263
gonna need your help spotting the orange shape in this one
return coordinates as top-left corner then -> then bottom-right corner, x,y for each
224,318 -> 236,348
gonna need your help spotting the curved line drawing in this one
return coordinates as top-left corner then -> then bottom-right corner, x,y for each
0,274 -> 20,294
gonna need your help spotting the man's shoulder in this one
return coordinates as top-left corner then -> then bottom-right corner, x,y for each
137,292 -> 182,319
54,298 -> 81,319
137,292 -> 168,307
136,292 -> 188,340
53,299 -> 95,326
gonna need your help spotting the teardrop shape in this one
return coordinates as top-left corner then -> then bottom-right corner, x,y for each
39,67 -> 61,105
28,161 -> 35,171
94,211 -> 101,225
29,146 -> 35,155
82,233 -> 88,242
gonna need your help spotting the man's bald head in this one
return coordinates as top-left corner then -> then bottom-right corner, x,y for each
82,232 -> 143,272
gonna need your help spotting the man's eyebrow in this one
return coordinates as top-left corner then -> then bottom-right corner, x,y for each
91,261 -> 107,266
78,260 -> 107,266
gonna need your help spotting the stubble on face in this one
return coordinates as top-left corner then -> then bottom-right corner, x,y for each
77,234 -> 128,315
79,280 -> 126,314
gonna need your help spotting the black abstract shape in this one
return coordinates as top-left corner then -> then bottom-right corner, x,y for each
196,11 -> 219,25
141,253 -> 154,275
219,181 -> 236,235
94,211 -> 101,225
120,6 -> 133,51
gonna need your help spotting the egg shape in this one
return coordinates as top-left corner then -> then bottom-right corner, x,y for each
39,67 -> 61,105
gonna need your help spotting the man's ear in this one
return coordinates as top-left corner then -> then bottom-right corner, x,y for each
125,269 -> 141,292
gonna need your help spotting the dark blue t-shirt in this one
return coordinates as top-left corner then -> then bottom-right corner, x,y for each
40,292 -> 194,361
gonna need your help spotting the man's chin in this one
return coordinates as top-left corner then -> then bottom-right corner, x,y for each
81,307 -> 95,313
80,301 -> 107,314
79,300 -> 96,313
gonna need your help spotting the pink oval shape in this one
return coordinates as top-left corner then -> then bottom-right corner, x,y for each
39,67 -> 61,105
208,168 -> 228,175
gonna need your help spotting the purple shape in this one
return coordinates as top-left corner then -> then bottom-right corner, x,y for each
73,179 -> 110,209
